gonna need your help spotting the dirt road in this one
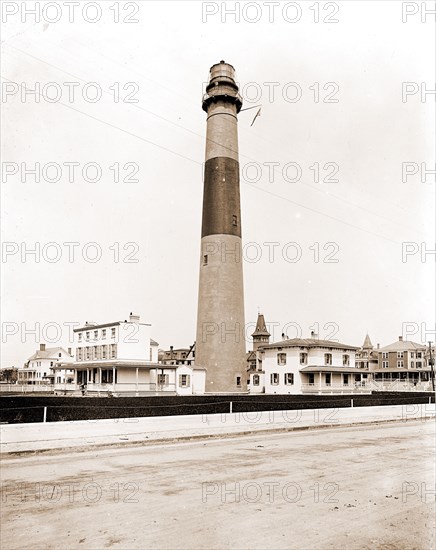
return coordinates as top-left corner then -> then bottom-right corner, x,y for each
1,420 -> 434,549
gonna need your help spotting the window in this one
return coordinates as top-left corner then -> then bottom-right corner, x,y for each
411,361 -> 415,368
78,333 -> 82,342
86,347 -> 90,360
270,373 -> 279,385
284,373 -> 294,385
343,374 -> 349,386
111,344 -> 117,359
397,351 -> 404,358
77,348 -> 82,361
397,360 -> 404,368
300,353 -> 307,365
308,374 -> 315,385
252,374 -> 260,386
157,374 -> 169,385
102,346 -> 107,359
382,361 -> 388,368
94,330 -> 98,340
342,355 -> 350,366
50,362 -> 54,367
111,328 -> 116,339
232,215 -> 237,226
416,361 -> 422,368
416,352 -> 422,359
236,376 -> 241,387
277,353 -> 286,365
324,354 -> 332,366
58,353 -> 61,357
93,347 -> 98,360
325,373 -> 331,386
86,331 -> 90,340
102,329 -> 106,338
101,369 -> 114,384
410,352 -> 415,359
179,374 -> 191,388
203,255 -> 208,266
382,352 -> 388,359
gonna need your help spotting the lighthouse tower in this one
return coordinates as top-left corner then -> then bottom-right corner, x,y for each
195,61 -> 246,393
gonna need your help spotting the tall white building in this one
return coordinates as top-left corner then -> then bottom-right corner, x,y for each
54,313 -> 205,396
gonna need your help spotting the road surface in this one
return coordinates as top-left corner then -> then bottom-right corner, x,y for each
1,420 -> 434,549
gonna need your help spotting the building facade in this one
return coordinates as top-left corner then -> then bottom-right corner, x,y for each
54,313 -> 205,396
371,336 -> 433,391
18,344 -> 74,385
250,335 -> 368,395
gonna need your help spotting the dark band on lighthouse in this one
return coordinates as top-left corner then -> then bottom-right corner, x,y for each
201,157 -> 241,238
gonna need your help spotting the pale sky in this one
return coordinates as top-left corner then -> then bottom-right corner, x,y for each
1,1 -> 435,368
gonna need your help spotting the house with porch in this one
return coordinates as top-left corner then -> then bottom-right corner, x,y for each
19,344 -> 74,385
259,334 -> 369,395
371,336 -> 433,391
54,313 -> 206,396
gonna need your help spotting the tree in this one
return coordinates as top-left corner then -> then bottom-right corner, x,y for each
0,368 -> 18,383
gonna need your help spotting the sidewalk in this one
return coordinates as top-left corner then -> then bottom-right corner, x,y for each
1,403 -> 434,454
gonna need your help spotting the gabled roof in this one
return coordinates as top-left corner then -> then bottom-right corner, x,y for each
252,313 -> 270,338
150,339 -> 159,346
26,347 -> 71,362
378,339 -> 426,352
263,338 -> 358,351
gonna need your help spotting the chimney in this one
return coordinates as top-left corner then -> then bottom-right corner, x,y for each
40,343 -> 46,351
399,336 -> 403,342
377,343 -> 380,349
129,313 -> 140,323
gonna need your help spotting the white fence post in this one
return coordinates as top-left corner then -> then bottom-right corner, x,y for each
43,407 -> 47,423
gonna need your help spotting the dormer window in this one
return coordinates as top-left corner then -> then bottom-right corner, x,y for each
232,215 -> 238,227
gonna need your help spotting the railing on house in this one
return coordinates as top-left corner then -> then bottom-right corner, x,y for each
370,380 -> 433,392
301,383 -> 371,394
